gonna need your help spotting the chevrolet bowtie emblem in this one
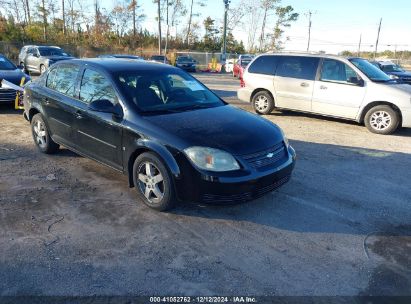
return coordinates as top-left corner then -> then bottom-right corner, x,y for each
267,153 -> 274,158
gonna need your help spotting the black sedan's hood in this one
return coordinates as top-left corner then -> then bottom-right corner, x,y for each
44,55 -> 75,61
0,69 -> 29,85
142,105 -> 284,155
389,71 -> 411,77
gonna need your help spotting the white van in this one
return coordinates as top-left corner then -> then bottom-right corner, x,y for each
237,53 -> 411,134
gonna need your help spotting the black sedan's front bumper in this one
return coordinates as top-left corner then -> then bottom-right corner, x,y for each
174,145 -> 296,204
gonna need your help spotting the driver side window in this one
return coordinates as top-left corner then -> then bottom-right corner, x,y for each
320,59 -> 359,84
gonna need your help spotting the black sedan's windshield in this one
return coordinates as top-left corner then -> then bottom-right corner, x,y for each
381,64 -> 405,73
349,58 -> 391,82
116,70 -> 224,113
38,48 -> 69,57
0,56 -> 17,70
177,57 -> 194,62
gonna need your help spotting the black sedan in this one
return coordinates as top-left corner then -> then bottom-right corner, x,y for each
176,56 -> 197,72
0,54 -> 30,104
371,61 -> 411,84
23,59 -> 295,211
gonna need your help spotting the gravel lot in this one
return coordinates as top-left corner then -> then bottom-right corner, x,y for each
0,73 -> 410,297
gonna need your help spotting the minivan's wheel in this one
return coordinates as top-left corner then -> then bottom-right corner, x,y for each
252,91 -> 275,115
133,152 -> 176,211
40,64 -> 46,74
364,105 -> 400,135
31,113 -> 59,153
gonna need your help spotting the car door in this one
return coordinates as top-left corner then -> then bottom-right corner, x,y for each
247,55 -> 279,94
74,67 -> 123,170
274,56 -> 320,111
312,58 -> 366,119
26,48 -> 41,72
41,63 -> 81,147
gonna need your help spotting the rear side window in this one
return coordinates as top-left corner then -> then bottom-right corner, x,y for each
48,64 -> 80,98
80,69 -> 117,105
248,56 -> 278,75
276,56 -> 319,80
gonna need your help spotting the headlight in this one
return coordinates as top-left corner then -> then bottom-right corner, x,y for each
389,74 -> 399,79
280,129 -> 290,147
184,147 -> 240,172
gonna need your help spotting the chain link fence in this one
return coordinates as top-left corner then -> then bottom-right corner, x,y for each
0,41 -> 241,68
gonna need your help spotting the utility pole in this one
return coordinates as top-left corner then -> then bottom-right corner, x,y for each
374,18 -> 382,59
25,0 -> 31,24
306,11 -> 312,52
357,34 -> 362,57
62,0 -> 66,35
164,0 -> 169,59
132,0 -> 136,38
157,0 -> 162,55
222,0 -> 230,62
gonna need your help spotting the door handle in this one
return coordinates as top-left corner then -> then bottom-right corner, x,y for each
300,82 -> 309,87
75,110 -> 83,119
320,85 -> 328,90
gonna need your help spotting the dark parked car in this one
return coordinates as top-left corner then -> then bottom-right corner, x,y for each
19,45 -> 74,75
23,59 -> 295,211
150,55 -> 170,64
371,61 -> 411,84
175,56 -> 196,72
0,54 -> 30,104
99,54 -> 144,60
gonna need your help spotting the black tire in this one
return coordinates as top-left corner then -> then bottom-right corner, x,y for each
20,62 -> 27,74
31,113 -> 59,154
39,64 -> 46,75
133,152 -> 176,211
252,91 -> 275,115
364,105 -> 400,135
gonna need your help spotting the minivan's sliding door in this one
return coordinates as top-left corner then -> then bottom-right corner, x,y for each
274,56 -> 319,111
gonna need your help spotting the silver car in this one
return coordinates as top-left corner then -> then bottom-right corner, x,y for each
18,45 -> 74,75
238,53 -> 411,135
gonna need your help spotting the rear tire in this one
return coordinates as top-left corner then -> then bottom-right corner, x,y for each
252,91 -> 275,115
31,113 -> 59,154
364,105 -> 400,135
133,152 -> 176,211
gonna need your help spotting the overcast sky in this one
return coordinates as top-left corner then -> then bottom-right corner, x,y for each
103,0 -> 411,54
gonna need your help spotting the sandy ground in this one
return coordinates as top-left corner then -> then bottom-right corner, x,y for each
0,73 -> 410,297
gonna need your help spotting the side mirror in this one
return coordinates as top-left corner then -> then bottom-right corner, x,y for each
17,64 -> 24,70
89,99 -> 123,117
348,77 -> 364,86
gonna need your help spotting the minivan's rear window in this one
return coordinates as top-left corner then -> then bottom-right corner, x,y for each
248,55 -> 279,75
276,56 -> 319,80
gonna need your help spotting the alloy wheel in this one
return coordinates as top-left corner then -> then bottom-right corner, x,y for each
255,95 -> 269,112
137,161 -> 165,204
33,119 -> 47,149
370,111 -> 392,131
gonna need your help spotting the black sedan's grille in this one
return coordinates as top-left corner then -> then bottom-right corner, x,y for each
241,142 -> 288,170
0,89 -> 17,103
202,175 -> 291,204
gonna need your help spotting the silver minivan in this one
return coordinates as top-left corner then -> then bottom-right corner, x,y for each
238,53 -> 411,135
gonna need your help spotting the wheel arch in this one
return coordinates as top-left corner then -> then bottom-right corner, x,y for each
250,88 -> 275,105
359,101 -> 403,125
127,140 -> 181,188
28,107 -> 41,122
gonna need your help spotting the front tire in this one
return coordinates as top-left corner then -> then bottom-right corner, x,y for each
133,152 -> 176,211
364,105 -> 400,135
40,64 -> 46,74
31,113 -> 59,154
252,91 -> 275,115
